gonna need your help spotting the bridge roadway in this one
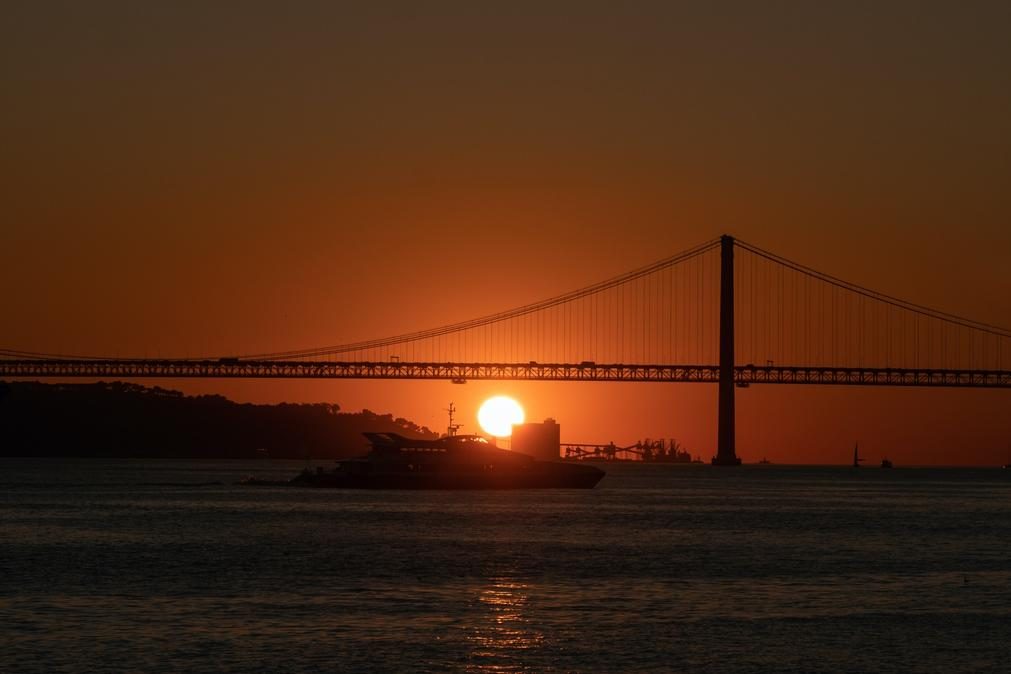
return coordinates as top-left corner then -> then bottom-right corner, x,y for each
2,359 -> 1010,388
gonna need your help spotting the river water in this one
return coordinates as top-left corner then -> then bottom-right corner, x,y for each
2,460 -> 1010,673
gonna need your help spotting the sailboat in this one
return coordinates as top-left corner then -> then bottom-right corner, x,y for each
852,442 -> 862,468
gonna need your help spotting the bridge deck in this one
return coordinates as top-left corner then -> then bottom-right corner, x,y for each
2,359 -> 1009,388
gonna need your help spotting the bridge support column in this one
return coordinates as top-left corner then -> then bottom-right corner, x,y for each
713,234 -> 741,465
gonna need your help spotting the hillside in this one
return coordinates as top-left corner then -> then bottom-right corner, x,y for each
0,381 -> 437,459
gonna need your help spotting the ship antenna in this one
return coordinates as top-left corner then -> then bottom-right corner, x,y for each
445,402 -> 463,437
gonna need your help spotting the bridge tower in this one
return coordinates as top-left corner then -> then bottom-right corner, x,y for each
713,234 -> 741,465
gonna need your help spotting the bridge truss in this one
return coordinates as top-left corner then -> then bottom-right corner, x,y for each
1,358 -> 1008,388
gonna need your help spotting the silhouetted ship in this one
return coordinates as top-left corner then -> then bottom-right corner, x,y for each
880,458 -> 893,469
285,432 -> 605,489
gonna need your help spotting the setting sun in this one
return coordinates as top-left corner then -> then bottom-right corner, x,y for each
477,396 -> 525,437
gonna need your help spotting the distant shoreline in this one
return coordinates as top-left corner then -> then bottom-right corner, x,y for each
0,455 -> 1004,469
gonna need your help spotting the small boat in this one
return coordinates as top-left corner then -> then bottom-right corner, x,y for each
880,458 -> 893,469
285,432 -> 605,489
852,442 -> 862,468
758,458 -> 771,465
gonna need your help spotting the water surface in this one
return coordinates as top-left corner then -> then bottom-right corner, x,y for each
2,460 -> 1009,672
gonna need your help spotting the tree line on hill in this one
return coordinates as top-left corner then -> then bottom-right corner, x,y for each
0,381 -> 437,459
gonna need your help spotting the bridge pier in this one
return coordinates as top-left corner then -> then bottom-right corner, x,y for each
713,234 -> 741,465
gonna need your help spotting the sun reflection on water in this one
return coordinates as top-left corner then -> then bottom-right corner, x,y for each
467,578 -> 545,672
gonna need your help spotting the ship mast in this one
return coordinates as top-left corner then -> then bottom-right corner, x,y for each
445,402 -> 463,437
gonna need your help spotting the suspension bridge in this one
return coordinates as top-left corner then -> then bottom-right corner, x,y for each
3,236 -> 1010,465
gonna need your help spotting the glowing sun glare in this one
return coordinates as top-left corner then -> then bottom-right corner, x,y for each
477,396 -> 525,437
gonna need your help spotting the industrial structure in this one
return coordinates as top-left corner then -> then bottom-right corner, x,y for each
511,418 -> 561,462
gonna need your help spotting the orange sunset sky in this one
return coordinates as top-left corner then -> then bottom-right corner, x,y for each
2,2 -> 1010,464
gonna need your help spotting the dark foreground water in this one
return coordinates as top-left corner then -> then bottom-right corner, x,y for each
2,460 -> 1010,673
